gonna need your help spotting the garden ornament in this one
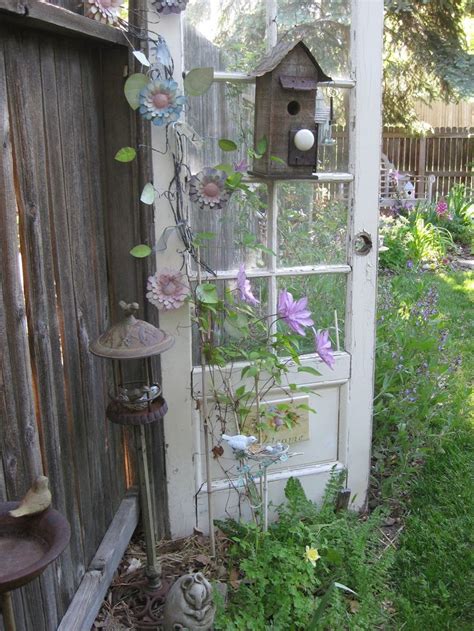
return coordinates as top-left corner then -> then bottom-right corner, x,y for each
163,572 -> 215,631
9,476 -> 51,518
221,434 -> 257,452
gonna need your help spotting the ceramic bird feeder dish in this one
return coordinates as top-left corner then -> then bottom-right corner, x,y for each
0,502 -> 70,631
250,37 -> 331,179
90,301 -> 174,426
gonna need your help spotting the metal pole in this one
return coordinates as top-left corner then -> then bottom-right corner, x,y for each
1,592 -> 16,631
135,424 -> 161,589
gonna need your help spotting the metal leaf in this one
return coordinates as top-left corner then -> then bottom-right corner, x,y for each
124,73 -> 148,110
184,67 -> 214,96
140,183 -> 155,205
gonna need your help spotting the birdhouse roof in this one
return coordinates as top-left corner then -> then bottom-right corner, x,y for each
251,37 -> 332,82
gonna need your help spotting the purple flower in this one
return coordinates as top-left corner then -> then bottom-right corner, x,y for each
313,328 -> 335,370
236,265 -> 259,306
436,198 -> 448,216
278,290 -> 314,336
233,158 -> 248,173
407,260 -> 414,269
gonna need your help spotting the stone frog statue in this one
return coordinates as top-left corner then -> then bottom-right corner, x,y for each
163,572 -> 216,630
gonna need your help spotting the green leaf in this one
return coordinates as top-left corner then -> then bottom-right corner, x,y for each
140,183 -> 155,205
226,172 -> 243,189
214,163 -> 234,175
184,67 -> 214,96
219,139 -> 238,152
130,244 -> 151,258
132,50 -> 150,67
196,283 -> 219,304
256,136 -> 268,155
124,73 -> 148,110
297,366 -> 322,377
115,147 -> 137,162
270,155 -> 286,165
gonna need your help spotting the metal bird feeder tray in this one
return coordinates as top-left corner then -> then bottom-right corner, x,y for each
90,301 -> 174,426
0,503 -> 70,631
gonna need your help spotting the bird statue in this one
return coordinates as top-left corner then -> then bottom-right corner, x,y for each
221,434 -> 257,452
9,476 -> 52,518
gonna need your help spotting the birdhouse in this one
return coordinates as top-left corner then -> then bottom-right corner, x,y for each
250,38 -> 332,178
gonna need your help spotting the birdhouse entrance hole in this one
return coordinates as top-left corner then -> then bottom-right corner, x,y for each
287,101 -> 301,116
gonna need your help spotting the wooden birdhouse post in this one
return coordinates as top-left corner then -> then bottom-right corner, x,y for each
250,38 -> 332,178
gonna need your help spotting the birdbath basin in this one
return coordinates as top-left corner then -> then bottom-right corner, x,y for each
0,502 -> 70,593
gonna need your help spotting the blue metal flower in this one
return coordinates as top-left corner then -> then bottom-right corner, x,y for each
153,0 -> 188,14
139,79 -> 186,127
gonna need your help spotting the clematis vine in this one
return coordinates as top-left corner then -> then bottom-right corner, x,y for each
139,79 -> 185,127
236,265 -> 259,306
278,290 -> 314,336
313,328 -> 335,369
147,268 -> 189,310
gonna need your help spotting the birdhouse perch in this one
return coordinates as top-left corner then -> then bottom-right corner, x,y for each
250,38 -> 332,178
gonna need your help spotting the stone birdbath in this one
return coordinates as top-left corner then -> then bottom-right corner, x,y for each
0,502 -> 70,631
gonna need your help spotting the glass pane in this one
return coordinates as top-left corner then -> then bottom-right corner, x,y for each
192,277 -> 269,365
277,274 -> 346,353
277,182 -> 349,267
190,184 -> 268,273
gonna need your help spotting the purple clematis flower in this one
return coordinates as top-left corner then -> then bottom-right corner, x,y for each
233,158 -> 249,173
278,290 -> 314,336
313,328 -> 335,369
236,265 -> 259,306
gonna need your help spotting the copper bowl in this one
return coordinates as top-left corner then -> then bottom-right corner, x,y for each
0,502 -> 70,593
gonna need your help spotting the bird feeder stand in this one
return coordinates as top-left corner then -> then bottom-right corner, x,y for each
90,301 -> 174,597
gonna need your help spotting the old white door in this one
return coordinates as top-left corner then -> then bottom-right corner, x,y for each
152,0 -> 383,538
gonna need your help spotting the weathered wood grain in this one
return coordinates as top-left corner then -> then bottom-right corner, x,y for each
0,0 -> 127,45
57,491 -> 139,631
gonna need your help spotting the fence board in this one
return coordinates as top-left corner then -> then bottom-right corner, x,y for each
0,16 -> 144,628
382,126 -> 473,198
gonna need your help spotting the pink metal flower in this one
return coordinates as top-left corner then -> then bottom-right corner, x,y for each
277,290 -> 314,336
146,268 -> 189,310
313,328 -> 335,369
436,198 -> 448,216
83,0 -> 123,25
189,168 -> 231,211
236,265 -> 259,306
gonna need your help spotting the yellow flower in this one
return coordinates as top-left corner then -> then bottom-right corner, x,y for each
305,545 -> 320,567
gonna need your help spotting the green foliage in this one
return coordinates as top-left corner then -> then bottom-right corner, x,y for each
384,1 -> 473,127
215,476 -> 395,630
379,208 -> 454,270
373,271 -> 474,628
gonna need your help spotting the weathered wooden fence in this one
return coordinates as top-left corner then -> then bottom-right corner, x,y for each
382,126 -> 473,199
0,1 -> 166,629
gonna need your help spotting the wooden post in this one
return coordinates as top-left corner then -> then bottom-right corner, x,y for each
265,0 -> 277,50
417,136 -> 427,198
